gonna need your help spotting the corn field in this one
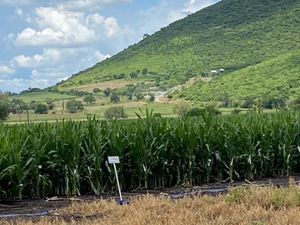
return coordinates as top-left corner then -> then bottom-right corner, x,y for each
1,111 -> 300,200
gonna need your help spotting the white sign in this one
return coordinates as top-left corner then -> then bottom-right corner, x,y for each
108,156 -> 120,164
108,156 -> 124,204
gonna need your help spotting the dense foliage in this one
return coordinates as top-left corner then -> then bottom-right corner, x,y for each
184,52 -> 300,101
1,112 -> 300,200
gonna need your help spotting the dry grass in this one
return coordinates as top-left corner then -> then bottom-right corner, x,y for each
2,186 -> 300,225
64,80 -> 138,92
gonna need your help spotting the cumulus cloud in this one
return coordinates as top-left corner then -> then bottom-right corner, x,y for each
16,7 -> 97,46
15,7 -> 121,46
12,48 -> 109,69
0,66 -> 15,75
87,14 -> 120,37
9,47 -> 110,91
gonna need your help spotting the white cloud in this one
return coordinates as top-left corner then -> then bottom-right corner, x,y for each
15,7 -> 122,46
9,47 -> 110,91
0,0 -> 132,8
12,47 -> 109,69
183,0 -> 215,14
58,0 -> 132,11
0,78 -> 50,93
87,13 -> 120,37
16,7 -> 97,46
0,66 -> 15,75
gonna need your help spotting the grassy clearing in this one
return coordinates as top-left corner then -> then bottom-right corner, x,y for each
1,112 -> 300,200
62,78 -> 152,92
12,92 -> 75,103
6,102 -> 176,122
3,186 -> 300,225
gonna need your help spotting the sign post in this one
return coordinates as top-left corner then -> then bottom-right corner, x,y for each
108,156 -> 127,205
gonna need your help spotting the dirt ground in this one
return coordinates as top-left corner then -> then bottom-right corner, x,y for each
1,176 -> 299,222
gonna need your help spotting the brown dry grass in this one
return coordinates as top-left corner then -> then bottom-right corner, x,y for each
2,186 -> 300,225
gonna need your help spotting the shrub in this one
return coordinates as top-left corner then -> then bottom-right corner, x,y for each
114,73 -> 125,79
153,113 -> 162,118
83,94 -> 96,104
93,88 -> 101,93
173,103 -> 191,117
46,99 -> 55,110
142,68 -> 148,75
149,95 -> 155,102
110,93 -> 120,103
10,99 -> 27,114
104,88 -> 111,97
130,72 -> 138,79
186,108 -> 202,117
242,98 -> 255,108
66,100 -> 84,113
34,104 -> 49,114
262,97 -> 286,109
135,93 -> 144,101
289,98 -> 300,111
104,106 -> 127,120
231,108 -> 242,115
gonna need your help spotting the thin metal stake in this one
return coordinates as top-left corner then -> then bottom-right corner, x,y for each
113,163 -> 123,202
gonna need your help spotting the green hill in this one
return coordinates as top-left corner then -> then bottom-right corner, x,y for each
56,0 -> 300,100
183,52 -> 300,101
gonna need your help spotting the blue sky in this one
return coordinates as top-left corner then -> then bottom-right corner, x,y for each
0,0 -> 219,92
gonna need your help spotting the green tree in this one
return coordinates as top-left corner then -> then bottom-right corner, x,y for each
104,88 -> 111,97
66,100 -> 84,113
142,68 -> 148,75
149,95 -> 155,102
83,94 -> 96,104
34,104 -> 49,114
10,99 -> 27,114
130,72 -> 138,79
110,93 -> 120,103
135,92 -> 144,101
46,99 -> 55,110
0,99 -> 9,121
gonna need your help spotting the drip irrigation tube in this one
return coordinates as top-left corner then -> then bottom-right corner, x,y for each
0,211 -> 50,219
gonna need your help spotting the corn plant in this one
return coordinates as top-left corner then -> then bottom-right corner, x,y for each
1,111 -> 300,200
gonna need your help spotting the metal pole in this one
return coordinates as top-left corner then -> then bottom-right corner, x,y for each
113,163 -> 123,202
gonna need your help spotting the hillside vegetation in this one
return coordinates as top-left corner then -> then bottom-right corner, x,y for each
55,0 -> 300,101
183,51 -> 300,101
